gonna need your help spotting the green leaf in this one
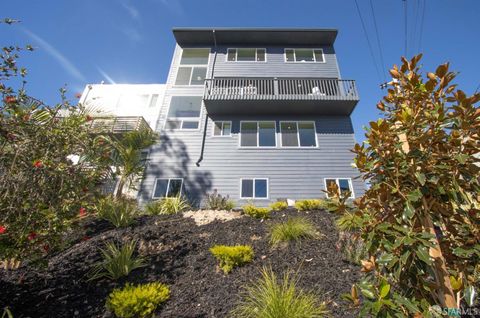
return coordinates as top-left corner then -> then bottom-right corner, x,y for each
379,282 -> 391,299
416,247 -> 432,265
377,253 -> 394,265
415,172 -> 426,186
454,153 -> 469,164
402,201 -> 414,220
407,189 -> 423,202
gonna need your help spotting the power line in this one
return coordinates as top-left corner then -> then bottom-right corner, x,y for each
403,0 -> 408,57
369,0 -> 388,82
418,0 -> 427,53
353,0 -> 383,83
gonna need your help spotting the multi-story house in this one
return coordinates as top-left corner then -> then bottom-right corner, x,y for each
135,28 -> 364,207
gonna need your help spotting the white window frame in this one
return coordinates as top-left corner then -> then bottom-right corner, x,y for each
284,48 -> 325,63
164,96 -> 203,131
323,178 -> 355,199
239,121 -> 277,148
226,48 -> 267,63
279,121 -> 318,148
152,178 -> 184,199
174,48 -> 210,86
240,178 -> 269,199
212,121 -> 232,137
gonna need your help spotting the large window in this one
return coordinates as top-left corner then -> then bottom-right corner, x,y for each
280,121 -> 317,147
165,96 -> 202,130
240,178 -> 268,199
284,49 -> 324,63
227,48 -> 266,62
213,121 -> 232,137
153,178 -> 183,198
240,121 -> 276,147
175,48 -> 209,85
324,178 -> 354,198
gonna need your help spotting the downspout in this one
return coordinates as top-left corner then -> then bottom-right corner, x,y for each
196,29 -> 218,167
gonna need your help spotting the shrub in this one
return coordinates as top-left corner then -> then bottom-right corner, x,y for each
242,204 -> 271,219
269,217 -> 319,246
209,245 -> 254,274
89,240 -> 145,280
106,282 -> 170,318
144,196 -> 189,215
205,189 -> 235,210
294,199 -> 324,211
269,201 -> 288,211
96,196 -> 138,228
337,232 -> 367,265
231,266 -> 328,318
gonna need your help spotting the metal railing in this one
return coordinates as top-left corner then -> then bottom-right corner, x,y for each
88,116 -> 151,134
204,78 -> 358,101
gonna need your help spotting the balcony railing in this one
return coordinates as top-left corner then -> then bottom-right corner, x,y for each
88,116 -> 151,134
204,78 -> 358,101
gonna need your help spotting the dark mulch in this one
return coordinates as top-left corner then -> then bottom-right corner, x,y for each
0,209 -> 360,318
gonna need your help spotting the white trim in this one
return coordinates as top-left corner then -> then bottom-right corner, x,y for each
226,48 -> 267,63
174,48 -> 211,87
163,95 -> 203,132
323,178 -> 355,199
284,48 -> 325,63
239,120 -> 277,148
211,120 -> 232,137
239,178 -> 269,199
279,121 -> 318,148
152,178 -> 184,199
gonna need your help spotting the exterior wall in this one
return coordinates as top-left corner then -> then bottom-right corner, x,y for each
138,42 -> 364,207
79,84 -> 166,130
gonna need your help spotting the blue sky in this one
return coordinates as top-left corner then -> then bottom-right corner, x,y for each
2,0 -> 479,142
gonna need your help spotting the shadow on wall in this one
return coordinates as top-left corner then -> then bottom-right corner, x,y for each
138,133 -> 212,207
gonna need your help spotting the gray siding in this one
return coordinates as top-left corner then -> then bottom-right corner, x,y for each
138,43 -> 364,207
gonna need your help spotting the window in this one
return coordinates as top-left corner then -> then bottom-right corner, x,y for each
324,178 -> 354,198
241,178 -> 268,199
175,48 -> 209,85
149,94 -> 159,108
153,178 -> 183,198
213,121 -> 232,136
240,121 -> 276,147
280,121 -> 317,147
284,49 -> 324,63
165,96 -> 202,130
227,48 -> 266,62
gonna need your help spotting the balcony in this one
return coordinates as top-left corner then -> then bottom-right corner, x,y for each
203,78 -> 359,115
88,116 -> 152,134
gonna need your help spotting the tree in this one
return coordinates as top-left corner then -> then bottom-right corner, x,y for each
104,129 -> 157,199
0,20 -> 112,261
339,55 -> 480,316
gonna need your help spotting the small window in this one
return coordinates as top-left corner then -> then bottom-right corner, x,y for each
153,178 -> 184,198
241,178 -> 268,199
165,96 -> 202,130
240,121 -> 276,147
325,178 -> 354,198
227,48 -> 266,62
149,94 -> 159,108
213,121 -> 232,136
179,48 -> 209,65
284,48 -> 324,63
280,121 -> 317,147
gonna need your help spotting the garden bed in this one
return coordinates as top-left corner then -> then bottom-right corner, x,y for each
0,209 -> 360,318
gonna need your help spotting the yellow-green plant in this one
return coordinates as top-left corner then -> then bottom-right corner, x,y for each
231,266 -> 328,318
269,217 -> 319,246
210,245 -> 254,274
242,204 -> 270,219
106,282 -> 170,318
269,201 -> 288,211
294,199 -> 324,211
89,240 -> 145,281
96,196 -> 138,228
144,196 -> 189,215
336,55 -> 480,316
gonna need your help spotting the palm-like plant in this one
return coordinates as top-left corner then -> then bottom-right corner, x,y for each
103,129 -> 157,198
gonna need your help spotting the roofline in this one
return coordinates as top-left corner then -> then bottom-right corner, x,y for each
172,27 -> 338,32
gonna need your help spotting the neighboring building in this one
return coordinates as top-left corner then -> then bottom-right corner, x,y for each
135,28 -> 364,207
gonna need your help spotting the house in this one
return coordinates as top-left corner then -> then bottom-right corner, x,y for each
136,28 -> 364,207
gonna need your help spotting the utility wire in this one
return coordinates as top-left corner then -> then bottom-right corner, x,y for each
418,0 -> 426,53
354,0 -> 382,84
403,0 -> 408,57
369,0 -> 388,82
